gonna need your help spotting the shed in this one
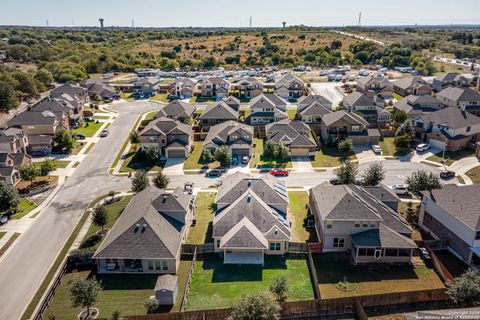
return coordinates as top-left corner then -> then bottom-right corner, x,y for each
154,274 -> 178,305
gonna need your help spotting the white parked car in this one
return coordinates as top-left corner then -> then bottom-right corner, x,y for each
416,143 -> 431,152
389,184 -> 410,196
372,145 -> 382,155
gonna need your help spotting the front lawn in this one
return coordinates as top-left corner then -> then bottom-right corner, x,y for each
119,147 -> 165,173
288,191 -> 317,242
34,160 -> 70,170
183,141 -> 220,170
10,198 -> 37,219
75,121 -> 103,137
150,93 -> 170,103
466,166 -> 480,184
426,150 -> 475,166
144,110 -> 158,121
249,138 -> 292,169
121,92 -> 135,101
379,137 -> 412,157
310,145 -> 355,167
313,253 -> 444,299
187,192 -> 215,244
186,254 -> 314,311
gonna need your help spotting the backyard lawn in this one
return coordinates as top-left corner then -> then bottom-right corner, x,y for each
288,191 -> 316,242
466,166 -> 480,184
392,92 -> 403,101
185,254 -> 314,311
187,192 -> 215,244
249,138 -> 292,169
426,150 -> 475,166
10,198 -> 37,219
183,141 -> 220,171
150,93 -> 170,103
379,137 -> 412,157
287,109 -> 297,120
74,121 -> 103,137
119,147 -> 165,173
313,253 -> 444,299
310,145 -> 355,167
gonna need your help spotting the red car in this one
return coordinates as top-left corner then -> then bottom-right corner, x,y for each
270,168 -> 289,176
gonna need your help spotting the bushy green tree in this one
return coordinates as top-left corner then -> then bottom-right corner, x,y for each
447,269 -> 480,307
152,170 -> 169,189
338,139 -> 353,155
392,110 -> 408,123
54,129 -> 76,152
334,160 -> 358,185
200,148 -> 215,163
144,297 -> 159,314
0,80 -> 19,112
228,292 -> 281,320
362,162 -> 386,186
395,121 -> 414,149
406,170 -> 441,194
269,275 -> 288,302
34,68 -> 53,87
129,130 -> 140,150
19,164 -> 39,187
40,158 -> 57,176
131,172 -> 150,193
69,278 -> 102,318
0,181 -> 20,213
145,145 -> 159,163
214,145 -> 232,167
92,205 -> 109,233
264,141 -> 289,161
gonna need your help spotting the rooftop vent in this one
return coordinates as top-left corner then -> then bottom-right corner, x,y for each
247,179 -> 252,187
247,194 -> 252,203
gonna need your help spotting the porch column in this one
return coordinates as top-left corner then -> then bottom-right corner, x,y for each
355,247 -> 359,264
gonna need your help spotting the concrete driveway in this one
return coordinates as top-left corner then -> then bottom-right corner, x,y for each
353,146 -> 383,164
408,147 -> 442,163
291,156 -> 313,172
163,158 -> 185,175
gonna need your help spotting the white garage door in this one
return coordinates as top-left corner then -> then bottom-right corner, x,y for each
429,139 -> 445,149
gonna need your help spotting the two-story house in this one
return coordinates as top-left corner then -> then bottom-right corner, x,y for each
93,187 -> 194,274
153,100 -> 196,123
249,94 -> 288,125
34,98 -> 83,128
412,107 -> 480,151
343,92 -> 391,125
298,101 -> 332,124
418,185 -> 480,268
0,152 -> 31,186
203,121 -> 253,157
274,74 -> 306,99
230,77 -> 264,99
198,77 -> 230,99
320,110 -> 381,145
172,78 -> 198,99
393,77 -> 432,97
297,95 -> 333,111
436,87 -> 480,116
432,73 -> 470,92
394,95 -> 445,118
198,102 -> 239,131
213,172 -> 290,265
356,76 -> 394,97
265,120 -> 317,156
309,183 -> 416,264
50,84 -> 88,105
133,78 -> 161,98
139,117 -> 193,158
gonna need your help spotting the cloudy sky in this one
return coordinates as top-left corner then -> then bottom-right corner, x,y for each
1,0 -> 479,27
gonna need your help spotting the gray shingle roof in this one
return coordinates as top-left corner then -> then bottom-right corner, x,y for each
198,102 -> 238,120
418,107 -> 480,130
274,73 -> 304,88
27,134 -> 53,145
437,87 -> 480,102
265,119 -> 315,148
203,121 -> 253,147
321,110 -> 369,127
8,110 -> 59,127
351,224 -> 417,248
344,92 -> 383,107
140,117 -> 192,136
220,217 -> 268,249
155,274 -> 177,292
300,101 -> 332,117
393,76 -> 429,90
154,100 -> 195,119
297,95 -> 332,108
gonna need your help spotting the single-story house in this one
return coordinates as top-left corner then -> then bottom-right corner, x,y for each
393,77 -> 432,97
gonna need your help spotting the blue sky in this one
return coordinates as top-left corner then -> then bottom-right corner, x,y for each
1,0 -> 479,27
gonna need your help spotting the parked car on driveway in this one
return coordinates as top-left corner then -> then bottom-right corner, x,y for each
372,145 -> 382,155
389,184 -> 410,196
84,117 -> 94,122
329,177 -> 339,185
416,143 -> 431,152
419,247 -> 431,261
440,170 -> 455,179
270,168 -> 289,176
205,169 -> 222,177
0,214 -> 8,225
231,155 -> 238,166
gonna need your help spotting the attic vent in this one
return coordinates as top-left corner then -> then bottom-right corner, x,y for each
274,227 -> 278,235
162,195 -> 168,203
247,194 -> 252,203
136,224 -> 141,228
143,224 -> 147,228
248,180 -> 252,187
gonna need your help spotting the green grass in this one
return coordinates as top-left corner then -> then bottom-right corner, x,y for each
288,191 -> 316,242
84,143 -> 95,154
93,115 -> 110,120
119,147 -> 165,173
183,141 -> 220,170
249,138 -> 292,169
34,160 -> 70,170
187,192 -> 215,244
9,198 -> 37,219
287,109 -> 297,120
0,231 -> 5,239
426,150 -> 475,166
466,166 -> 480,184
456,175 -> 466,184
121,92 -> 135,101
144,110 -> 158,121
189,96 -> 217,104
313,253 -> 444,299
185,254 -> 314,311
150,93 -> 170,103
392,92 -> 403,101
75,122 -> 103,137
0,232 -> 20,257
379,137 -> 412,157
310,145 -> 355,167
173,258 -> 194,312
79,195 -> 133,251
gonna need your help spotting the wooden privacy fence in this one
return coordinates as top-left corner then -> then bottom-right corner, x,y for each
415,240 -> 454,283
288,242 -> 308,253
179,248 -> 198,312
181,243 -> 214,255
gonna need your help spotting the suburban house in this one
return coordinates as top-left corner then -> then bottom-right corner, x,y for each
309,183 -> 416,264
93,187 -> 194,274
393,77 -> 432,97
356,76 -> 394,97
343,92 -> 391,124
297,95 -> 332,111
223,96 -> 241,111
172,78 -> 198,98
153,100 -> 196,123
198,102 -> 239,131
432,73 -> 470,92
274,74 -> 306,99
139,117 -> 193,158
50,84 -> 89,105
203,121 -> 254,157
0,152 -> 31,186
320,110 -> 381,145
80,78 -> 120,101
249,94 -> 288,125
265,120 -> 317,156
394,95 -> 445,118
299,101 -> 332,124
436,87 -> 480,116
213,172 -> 290,265
412,107 -> 480,151
133,78 -> 161,98
0,128 -> 27,153
8,110 -> 68,135
230,77 -> 264,99
34,98 -> 83,128
197,77 -> 230,98
418,184 -> 480,268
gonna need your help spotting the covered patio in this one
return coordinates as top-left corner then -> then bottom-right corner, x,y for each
223,250 -> 265,265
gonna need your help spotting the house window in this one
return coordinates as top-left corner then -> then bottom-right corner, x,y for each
270,243 -> 281,251
333,238 -> 345,248
475,231 -> 480,240
354,222 -> 360,228
398,249 -> 410,257
148,261 -> 154,271
326,222 -> 333,229
370,223 -> 376,228
154,261 -> 161,270
161,261 -> 168,271
351,125 -> 360,132
467,126 -> 471,132
362,223 -> 368,228
216,239 -> 221,247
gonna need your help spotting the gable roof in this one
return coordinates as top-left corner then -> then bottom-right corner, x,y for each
198,102 -> 238,120
266,119 -> 316,148
357,76 -> 392,88
418,107 -> 480,130
393,76 -> 429,90
297,95 -> 332,108
437,87 -> 480,102
220,217 -> 268,249
204,121 -> 253,147
344,92 -> 383,107
274,73 -> 304,88
224,96 -> 241,106
8,110 -> 60,127
351,224 -> 417,249
321,110 -> 369,127
155,100 -> 195,119
250,94 -> 285,110
434,72 -> 468,83
140,117 -> 192,137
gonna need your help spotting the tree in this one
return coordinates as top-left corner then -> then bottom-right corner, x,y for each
152,170 -> 169,189
228,292 -> 281,320
338,139 -> 353,155
200,148 -> 215,163
13,72 -> 38,98
131,172 -> 150,193
54,129 -> 76,152
34,68 -> 53,87
214,145 -> 232,167
0,80 -> 19,112
0,181 -> 20,214
392,110 -> 408,123
330,40 -> 343,50
110,310 -> 122,320
69,278 -> 102,318
145,145 -> 159,163
406,170 -> 441,194
395,121 -> 414,149
19,164 -> 39,187
92,205 -> 109,233
362,162 -> 386,186
269,275 -> 288,302
144,297 -> 159,314
40,158 -> 57,176
129,130 -> 140,150
447,269 -> 480,307
264,141 -> 289,161
334,160 -> 358,185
